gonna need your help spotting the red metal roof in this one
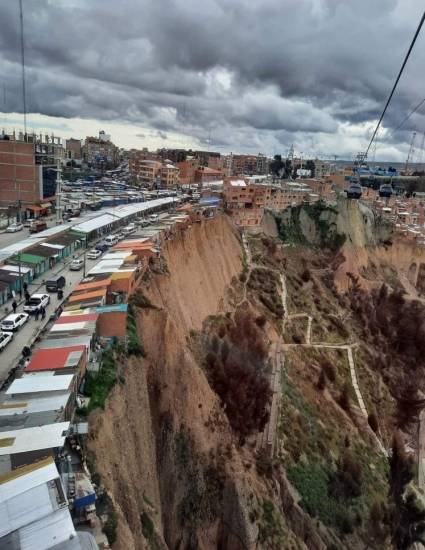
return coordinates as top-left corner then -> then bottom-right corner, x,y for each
25,345 -> 86,372
55,313 -> 98,324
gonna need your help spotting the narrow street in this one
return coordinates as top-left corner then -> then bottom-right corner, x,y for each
0,250 -> 103,386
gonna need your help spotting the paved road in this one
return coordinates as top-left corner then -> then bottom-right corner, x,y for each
0,251 -> 102,386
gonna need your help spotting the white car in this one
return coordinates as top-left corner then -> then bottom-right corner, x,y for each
122,224 -> 136,235
70,258 -> 84,271
6,223 -> 24,233
105,235 -> 118,246
1,313 -> 29,332
23,293 -> 50,314
87,248 -> 102,260
0,331 -> 13,351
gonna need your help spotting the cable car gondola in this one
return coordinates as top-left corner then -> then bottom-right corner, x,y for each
379,183 -> 393,198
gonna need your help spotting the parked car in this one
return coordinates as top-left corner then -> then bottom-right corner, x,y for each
87,248 -> 102,260
70,258 -> 84,271
105,235 -> 118,246
45,276 -> 66,292
23,219 -> 36,228
113,232 -> 125,241
6,223 -> 24,233
29,221 -> 47,233
149,214 -> 159,222
0,331 -> 13,351
122,224 -> 136,236
23,293 -> 50,314
1,313 -> 29,332
95,242 -> 109,253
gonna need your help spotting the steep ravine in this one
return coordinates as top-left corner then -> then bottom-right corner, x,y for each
87,216 -> 259,549
87,214 -> 338,550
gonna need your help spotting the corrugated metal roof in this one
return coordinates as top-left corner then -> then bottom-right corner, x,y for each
50,321 -> 96,333
6,375 -> 74,395
74,280 -> 110,292
39,335 -> 92,349
0,422 -> 69,456
68,289 -> 106,303
25,347 -> 86,372
12,253 -> 45,264
55,312 -> 98,324
0,394 -> 70,416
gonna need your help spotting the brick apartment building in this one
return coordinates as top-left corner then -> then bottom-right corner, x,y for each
65,138 -> 83,160
177,158 -> 199,184
0,138 -> 40,208
83,133 -> 119,168
224,178 -> 271,227
130,158 -> 179,188
225,153 -> 269,176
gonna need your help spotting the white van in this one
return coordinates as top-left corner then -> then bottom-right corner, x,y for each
105,234 -> 118,246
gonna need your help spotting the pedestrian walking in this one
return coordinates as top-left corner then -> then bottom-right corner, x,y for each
12,300 -> 17,314
34,308 -> 40,321
24,290 -> 30,303
23,282 -> 28,293
40,306 -> 46,320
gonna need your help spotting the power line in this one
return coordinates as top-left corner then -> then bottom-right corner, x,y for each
19,0 -> 27,135
365,10 -> 425,157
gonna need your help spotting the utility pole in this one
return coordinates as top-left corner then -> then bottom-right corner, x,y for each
18,250 -> 22,298
56,159 -> 62,225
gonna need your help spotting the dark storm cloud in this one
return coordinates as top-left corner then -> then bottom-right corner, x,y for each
0,0 -> 424,157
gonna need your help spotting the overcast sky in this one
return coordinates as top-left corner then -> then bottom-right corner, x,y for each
1,0 -> 425,161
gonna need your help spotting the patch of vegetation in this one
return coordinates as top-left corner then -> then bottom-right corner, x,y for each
84,347 -> 119,412
274,201 -> 346,251
95,489 -> 118,545
203,310 -> 272,441
174,428 -> 225,529
126,304 -> 145,356
257,499 -> 285,547
140,511 -> 154,540
130,288 -> 158,309
247,267 -> 284,318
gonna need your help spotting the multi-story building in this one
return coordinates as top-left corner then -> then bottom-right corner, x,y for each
161,163 -> 180,188
65,138 -> 82,160
194,150 -> 221,168
223,178 -> 271,227
177,158 -> 200,185
129,149 -> 159,176
194,166 -> 224,183
135,159 -> 162,187
227,153 -> 269,176
0,137 -> 40,208
83,131 -> 119,168
0,133 -> 65,213
313,159 -> 331,179
157,148 -> 187,164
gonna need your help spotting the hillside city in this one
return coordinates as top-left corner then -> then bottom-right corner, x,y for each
3,2 -> 425,549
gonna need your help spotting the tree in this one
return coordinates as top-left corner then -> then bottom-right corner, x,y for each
317,369 -> 326,390
269,155 -> 284,177
368,412 -> 379,433
305,159 -> 315,177
338,382 -> 351,412
388,432 -> 425,549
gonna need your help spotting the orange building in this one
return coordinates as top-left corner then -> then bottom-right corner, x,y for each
194,166 -> 224,183
177,158 -> 199,185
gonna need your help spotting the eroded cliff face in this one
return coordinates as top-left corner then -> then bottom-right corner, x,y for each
87,216 -> 265,549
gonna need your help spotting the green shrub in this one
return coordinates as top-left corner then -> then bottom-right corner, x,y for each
84,348 -> 118,412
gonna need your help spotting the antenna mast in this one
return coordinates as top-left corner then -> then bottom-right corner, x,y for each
19,0 -> 27,136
